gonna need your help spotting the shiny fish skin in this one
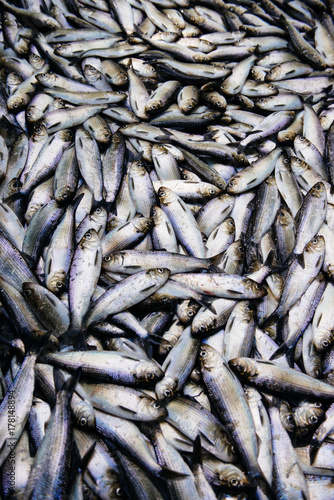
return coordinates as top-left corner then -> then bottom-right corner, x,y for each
3,0 -> 334,497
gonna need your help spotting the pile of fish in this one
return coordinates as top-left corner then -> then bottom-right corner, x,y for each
3,0 -> 334,498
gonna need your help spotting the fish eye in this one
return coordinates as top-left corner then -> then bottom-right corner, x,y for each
200,349 -> 207,357
95,207 -> 102,214
310,415 -> 318,424
199,325 -> 207,332
85,231 -> 92,239
283,158 -> 289,164
157,268 -> 164,274
228,181 -> 235,187
164,389 -> 172,397
116,487 -> 123,497
230,478 -> 240,487
80,416 -> 87,426
24,288 -> 32,296
62,193 -> 69,200
104,255 -> 111,261
153,401 -> 161,408
269,85 -> 276,90
236,364 -> 244,372
322,340 -> 329,348
312,237 -> 318,244
286,415 -> 293,422
300,136 -> 305,141
209,189 -> 216,195
187,310 -> 194,317
314,402 -> 322,407
56,282 -> 63,289
147,372 -> 155,380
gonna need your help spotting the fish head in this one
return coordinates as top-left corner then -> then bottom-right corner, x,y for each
133,361 -> 163,385
45,17 -> 61,30
294,134 -> 311,153
255,97 -> 269,109
244,278 -> 267,298
95,127 -> 112,144
279,401 -> 295,433
145,100 -> 162,114
53,43 -> 69,55
114,73 -> 128,86
199,344 -> 220,370
137,395 -> 167,420
177,301 -> 200,324
148,267 -> 170,284
46,271 -> 67,294
152,144 -> 168,156
221,217 -> 235,236
293,401 -> 323,436
58,129 -> 73,142
228,357 -> 258,380
158,336 -> 174,356
29,52 -> 47,71
79,229 -> 101,251
200,184 -> 221,198
22,282 -> 42,303
217,464 -> 249,489
7,95 -> 27,112
305,235 -> 325,255
310,181 -> 326,199
158,186 -> 177,206
55,186 -> 73,205
84,64 -> 100,81
228,240 -> 245,261
32,123 -> 48,141
237,300 -> 254,321
73,400 -> 96,429
192,315 -> 214,337
102,252 -> 123,271
53,98 -> 67,110
290,156 -> 309,176
180,99 -> 197,113
98,475 -> 124,500
312,327 -> 334,353
278,129 -> 298,144
276,207 -> 294,227
129,160 -> 146,177
155,376 -> 178,402
26,105 -> 42,123
132,216 -> 153,233
36,72 -> 56,86
151,206 -> 165,224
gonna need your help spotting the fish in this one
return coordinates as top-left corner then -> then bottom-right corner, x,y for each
2,0 -> 334,496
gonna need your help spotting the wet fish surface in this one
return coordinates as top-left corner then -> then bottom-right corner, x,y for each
1,0 -> 334,499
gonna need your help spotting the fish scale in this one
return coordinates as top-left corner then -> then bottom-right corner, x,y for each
1,0 -> 334,498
